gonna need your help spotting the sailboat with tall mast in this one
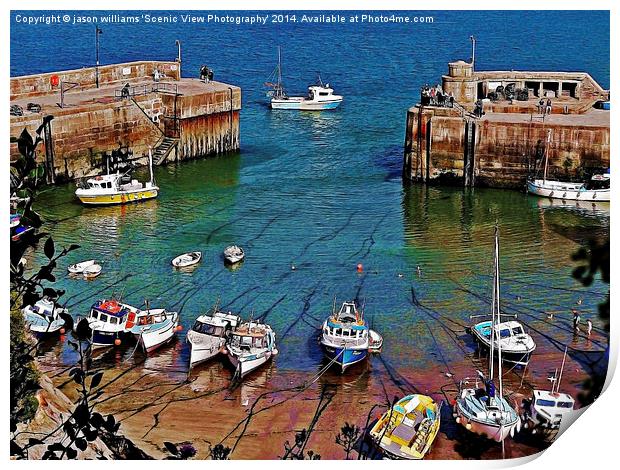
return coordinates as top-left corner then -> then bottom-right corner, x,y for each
527,129 -> 610,201
454,225 -> 520,443
265,46 -> 343,111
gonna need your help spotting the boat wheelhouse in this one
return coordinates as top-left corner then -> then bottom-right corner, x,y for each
320,300 -> 369,372
85,299 -> 134,349
187,311 -> 241,367
226,321 -> 277,379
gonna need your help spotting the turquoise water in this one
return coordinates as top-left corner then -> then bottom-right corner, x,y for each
12,11 -> 610,375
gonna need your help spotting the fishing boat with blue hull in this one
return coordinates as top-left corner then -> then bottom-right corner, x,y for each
320,300 -> 369,372
84,299 -> 135,349
127,306 -> 180,353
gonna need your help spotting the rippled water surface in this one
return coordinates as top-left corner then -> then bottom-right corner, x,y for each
13,9 -> 609,400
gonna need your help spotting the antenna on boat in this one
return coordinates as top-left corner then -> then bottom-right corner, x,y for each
148,147 -> 155,186
332,296 -> 336,316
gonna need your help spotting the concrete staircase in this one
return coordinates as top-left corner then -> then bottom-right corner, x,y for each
152,137 -> 178,165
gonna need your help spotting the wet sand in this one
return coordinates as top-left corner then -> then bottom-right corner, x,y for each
37,325 -> 606,460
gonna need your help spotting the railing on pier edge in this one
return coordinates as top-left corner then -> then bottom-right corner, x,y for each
114,81 -> 179,100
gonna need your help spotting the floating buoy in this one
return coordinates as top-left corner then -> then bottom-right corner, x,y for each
356,263 -> 363,273
114,338 -> 122,346
465,422 -> 472,430
176,325 -> 183,331
59,328 -> 66,335
291,265 -> 296,270
532,429 -> 537,435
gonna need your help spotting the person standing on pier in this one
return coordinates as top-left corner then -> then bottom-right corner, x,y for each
546,98 -> 552,115
539,98 -> 545,114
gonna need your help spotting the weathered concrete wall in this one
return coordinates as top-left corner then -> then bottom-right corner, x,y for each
11,61 -> 180,99
404,106 -> 610,188
10,96 -> 163,180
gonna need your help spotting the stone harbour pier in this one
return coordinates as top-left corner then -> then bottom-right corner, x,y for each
10,60 -> 241,182
404,60 -> 610,188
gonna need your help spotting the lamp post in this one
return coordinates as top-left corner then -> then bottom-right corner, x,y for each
469,35 -> 476,70
95,26 -> 103,88
175,40 -> 182,78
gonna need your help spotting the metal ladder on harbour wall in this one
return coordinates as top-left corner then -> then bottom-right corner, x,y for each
463,117 -> 476,187
151,136 -> 179,166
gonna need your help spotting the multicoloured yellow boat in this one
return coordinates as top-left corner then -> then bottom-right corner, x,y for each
369,394 -> 442,460
75,150 -> 159,206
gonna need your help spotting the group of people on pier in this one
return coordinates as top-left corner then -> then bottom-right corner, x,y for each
420,84 -> 454,108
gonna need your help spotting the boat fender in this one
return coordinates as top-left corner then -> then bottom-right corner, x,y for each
176,325 -> 183,331
510,425 -> 515,437
114,338 -> 122,346
60,328 -> 66,335
465,422 -> 472,430
455,416 -> 461,424
516,417 -> 522,433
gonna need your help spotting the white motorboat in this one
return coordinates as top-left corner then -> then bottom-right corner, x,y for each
224,245 -> 245,264
68,259 -> 96,274
266,47 -> 343,111
82,264 -> 103,279
75,149 -> 159,205
172,251 -> 202,268
22,298 -> 68,335
187,310 -> 241,367
471,320 -> 536,367
126,306 -> 179,353
226,321 -> 277,379
368,329 -> 383,353
527,130 -> 609,201
455,226 -> 521,443
521,348 -> 575,440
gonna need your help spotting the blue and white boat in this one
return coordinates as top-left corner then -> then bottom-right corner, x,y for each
22,298 -> 68,335
126,305 -> 179,353
266,47 -> 343,111
84,299 -> 134,349
320,300 -> 369,372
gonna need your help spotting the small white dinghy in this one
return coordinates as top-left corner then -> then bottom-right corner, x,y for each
224,245 -> 245,264
172,251 -> 202,268
68,259 -> 96,274
83,264 -> 102,279
368,329 -> 383,353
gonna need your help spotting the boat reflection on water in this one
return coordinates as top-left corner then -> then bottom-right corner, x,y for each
531,195 -> 610,215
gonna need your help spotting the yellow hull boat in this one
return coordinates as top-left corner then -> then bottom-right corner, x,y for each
369,394 -> 441,460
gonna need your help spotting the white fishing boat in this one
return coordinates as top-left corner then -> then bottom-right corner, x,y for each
68,259 -> 96,274
84,299 -> 135,349
226,320 -> 278,379
22,298 -> 68,335
75,149 -> 159,205
455,226 -> 520,443
187,310 -> 241,367
223,245 -> 245,264
171,251 -> 202,268
369,394 -> 442,460
126,306 -> 180,353
521,347 -> 575,440
266,47 -> 343,111
527,130 -> 610,201
82,264 -> 103,279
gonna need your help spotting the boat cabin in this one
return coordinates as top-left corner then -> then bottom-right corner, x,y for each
476,320 -> 526,339
32,299 -> 57,319
231,323 -> 270,351
89,300 -> 130,326
192,319 -> 227,337
533,390 -> 574,411
307,85 -> 336,101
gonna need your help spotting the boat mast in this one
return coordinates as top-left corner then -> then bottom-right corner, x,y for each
148,147 -> 155,186
489,228 -> 497,381
496,225 -> 504,402
555,346 -> 568,394
543,129 -> 552,183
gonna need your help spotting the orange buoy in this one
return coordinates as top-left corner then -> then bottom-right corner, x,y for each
356,263 -> 363,272
114,338 -> 122,346
176,325 -> 183,331
59,328 -> 66,335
